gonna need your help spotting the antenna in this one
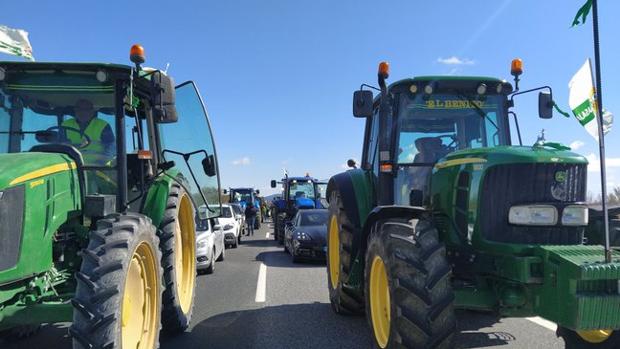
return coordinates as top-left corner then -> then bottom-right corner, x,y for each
164,62 -> 170,74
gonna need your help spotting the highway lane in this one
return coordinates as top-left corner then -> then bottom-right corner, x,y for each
2,222 -> 566,349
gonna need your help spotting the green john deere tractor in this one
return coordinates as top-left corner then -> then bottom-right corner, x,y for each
326,60 -> 620,348
0,45 -> 222,348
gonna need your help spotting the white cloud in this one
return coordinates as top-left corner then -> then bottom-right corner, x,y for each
585,153 -> 620,172
437,56 -> 475,65
570,140 -> 585,150
232,157 -> 251,166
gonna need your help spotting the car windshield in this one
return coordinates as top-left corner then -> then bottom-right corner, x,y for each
221,207 -> 233,218
396,93 -> 508,164
232,189 -> 253,203
288,180 -> 315,200
231,205 -> 242,214
315,183 -> 327,199
300,211 -> 328,226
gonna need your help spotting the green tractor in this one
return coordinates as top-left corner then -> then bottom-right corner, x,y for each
0,45 -> 222,348
326,60 -> 620,348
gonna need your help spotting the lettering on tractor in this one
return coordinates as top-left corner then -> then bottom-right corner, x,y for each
327,59 -> 620,348
0,44 -> 222,348
270,174 -> 328,244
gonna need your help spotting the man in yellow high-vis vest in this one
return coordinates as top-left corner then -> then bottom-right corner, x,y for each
61,99 -> 115,165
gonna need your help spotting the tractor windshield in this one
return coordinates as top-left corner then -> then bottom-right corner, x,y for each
396,93 -> 508,164
393,92 -> 509,206
0,68 -> 119,194
288,180 -> 316,200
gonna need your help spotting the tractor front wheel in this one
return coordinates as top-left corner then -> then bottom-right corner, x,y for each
159,183 -> 197,334
71,212 -> 162,349
326,190 -> 364,315
364,218 -> 456,349
558,327 -> 620,348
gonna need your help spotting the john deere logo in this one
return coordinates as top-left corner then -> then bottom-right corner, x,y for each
555,171 -> 567,183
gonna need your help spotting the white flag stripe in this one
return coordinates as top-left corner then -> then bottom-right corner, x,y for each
567,58 -> 612,140
0,25 -> 34,61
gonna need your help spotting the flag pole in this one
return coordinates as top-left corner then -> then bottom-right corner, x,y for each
591,0 -> 611,263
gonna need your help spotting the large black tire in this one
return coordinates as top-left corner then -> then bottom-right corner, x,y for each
158,183 -> 197,334
364,218 -> 456,349
70,213 -> 163,349
326,190 -> 365,315
557,327 -> 620,349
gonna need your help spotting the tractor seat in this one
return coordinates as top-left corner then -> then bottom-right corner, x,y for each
413,137 -> 444,164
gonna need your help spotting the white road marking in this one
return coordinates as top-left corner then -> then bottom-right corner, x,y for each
526,317 -> 557,331
255,262 -> 267,303
266,232 -> 270,238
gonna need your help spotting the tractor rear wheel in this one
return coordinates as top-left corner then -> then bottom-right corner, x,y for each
557,327 -> 620,348
326,190 -> 364,315
364,218 -> 456,349
71,212 -> 162,349
159,183 -> 197,334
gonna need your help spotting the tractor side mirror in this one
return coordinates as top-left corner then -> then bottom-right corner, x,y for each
353,90 -> 373,118
270,180 -> 277,188
347,159 -> 357,169
223,189 -> 229,195
152,71 -> 178,123
202,154 -> 216,177
538,91 -> 553,119
255,189 -> 260,195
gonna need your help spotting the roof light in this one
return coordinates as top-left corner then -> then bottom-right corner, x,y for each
137,150 -> 153,160
95,70 -> 108,82
424,84 -> 433,94
477,83 -> 487,95
378,61 -> 390,79
130,44 -> 145,64
511,58 -> 523,76
409,84 -> 418,94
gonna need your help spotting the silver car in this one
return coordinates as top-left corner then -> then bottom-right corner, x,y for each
230,203 -> 247,236
196,217 -> 225,274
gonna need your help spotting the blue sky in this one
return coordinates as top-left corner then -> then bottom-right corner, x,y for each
3,0 -> 620,197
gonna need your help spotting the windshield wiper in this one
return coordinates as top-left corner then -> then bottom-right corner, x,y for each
455,91 -> 499,131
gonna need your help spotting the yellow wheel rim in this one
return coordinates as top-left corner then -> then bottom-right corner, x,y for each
577,329 -> 613,344
328,215 -> 340,289
175,193 -> 196,314
121,242 -> 159,349
370,256 -> 391,348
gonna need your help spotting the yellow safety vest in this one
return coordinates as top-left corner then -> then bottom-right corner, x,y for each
61,118 -> 110,165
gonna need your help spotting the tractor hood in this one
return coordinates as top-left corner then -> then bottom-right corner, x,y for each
434,145 -> 587,171
0,152 -> 77,190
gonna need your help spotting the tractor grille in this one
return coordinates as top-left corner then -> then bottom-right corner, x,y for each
0,185 -> 25,271
480,163 -> 587,245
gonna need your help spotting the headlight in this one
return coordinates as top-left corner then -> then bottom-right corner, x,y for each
223,224 -> 234,231
562,205 -> 589,226
196,240 -> 207,249
295,232 -> 312,240
509,205 -> 557,226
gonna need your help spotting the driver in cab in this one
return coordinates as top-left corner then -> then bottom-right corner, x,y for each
61,99 -> 115,165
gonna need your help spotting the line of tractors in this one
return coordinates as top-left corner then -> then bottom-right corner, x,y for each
1,45 -> 620,349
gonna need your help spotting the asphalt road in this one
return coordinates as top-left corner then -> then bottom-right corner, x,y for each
2,222 -> 567,349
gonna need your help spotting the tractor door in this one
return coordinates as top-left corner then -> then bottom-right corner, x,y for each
158,81 -> 222,218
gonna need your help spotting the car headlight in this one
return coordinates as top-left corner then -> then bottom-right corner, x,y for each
223,224 -> 234,231
295,232 -> 312,241
562,205 -> 589,226
197,239 -> 207,249
509,205 -> 557,226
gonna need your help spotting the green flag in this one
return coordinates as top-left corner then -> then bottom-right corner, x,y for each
572,0 -> 593,26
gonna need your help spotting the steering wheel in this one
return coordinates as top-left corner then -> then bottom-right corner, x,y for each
46,125 -> 92,149
437,134 -> 458,150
